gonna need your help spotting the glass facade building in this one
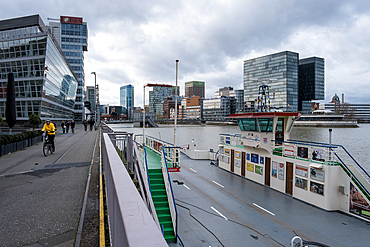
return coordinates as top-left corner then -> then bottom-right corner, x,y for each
202,96 -> 232,120
49,16 -> 88,122
244,51 -> 299,112
299,57 -> 325,112
120,84 -> 134,110
148,84 -> 179,119
0,15 -> 78,122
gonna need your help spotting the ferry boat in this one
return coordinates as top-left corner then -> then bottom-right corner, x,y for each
217,111 -> 370,222
294,109 -> 359,128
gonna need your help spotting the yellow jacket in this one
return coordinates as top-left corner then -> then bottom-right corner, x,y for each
42,123 -> 55,135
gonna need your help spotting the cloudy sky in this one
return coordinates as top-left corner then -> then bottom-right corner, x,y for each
2,0 -> 370,107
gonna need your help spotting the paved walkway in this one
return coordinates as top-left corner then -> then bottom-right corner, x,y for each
0,125 -> 100,247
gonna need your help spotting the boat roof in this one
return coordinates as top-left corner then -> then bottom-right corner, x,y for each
228,112 -> 301,119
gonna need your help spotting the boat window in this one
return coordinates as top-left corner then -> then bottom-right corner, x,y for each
258,118 -> 273,132
237,118 -> 259,132
276,118 -> 284,132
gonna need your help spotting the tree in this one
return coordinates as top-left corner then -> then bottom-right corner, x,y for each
29,114 -> 42,130
0,115 -> 3,126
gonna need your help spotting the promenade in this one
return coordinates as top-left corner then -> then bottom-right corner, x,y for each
0,125 -> 100,247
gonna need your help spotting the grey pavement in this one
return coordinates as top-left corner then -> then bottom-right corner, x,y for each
0,125 -> 99,247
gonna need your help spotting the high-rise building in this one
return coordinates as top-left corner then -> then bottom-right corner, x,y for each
148,84 -> 179,118
120,84 -> 134,110
244,51 -> 324,112
49,16 -> 88,122
299,57 -> 325,112
244,51 -> 299,112
185,81 -> 205,99
0,15 -> 78,123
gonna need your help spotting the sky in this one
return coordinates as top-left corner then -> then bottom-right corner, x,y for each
2,0 -> 370,108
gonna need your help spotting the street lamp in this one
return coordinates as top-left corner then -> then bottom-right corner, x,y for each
91,72 -> 97,128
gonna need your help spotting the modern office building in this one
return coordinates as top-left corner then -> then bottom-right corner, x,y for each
185,81 -> 205,98
120,84 -> 134,110
215,87 -> 244,113
202,96 -> 232,120
148,84 -> 179,118
49,16 -> 88,122
244,51 -> 299,112
299,57 -> 325,112
244,51 -> 325,112
0,15 -> 78,124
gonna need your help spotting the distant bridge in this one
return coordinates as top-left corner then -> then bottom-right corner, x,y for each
105,118 -> 237,127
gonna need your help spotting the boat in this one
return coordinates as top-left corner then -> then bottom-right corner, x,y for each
216,111 -> 370,222
294,109 -> 359,127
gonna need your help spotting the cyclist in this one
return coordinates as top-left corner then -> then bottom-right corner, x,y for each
41,119 -> 56,152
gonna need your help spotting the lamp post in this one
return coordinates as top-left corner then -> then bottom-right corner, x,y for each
91,72 -> 97,128
174,60 -> 179,147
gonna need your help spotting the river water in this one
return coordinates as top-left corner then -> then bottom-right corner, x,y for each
110,123 -> 370,173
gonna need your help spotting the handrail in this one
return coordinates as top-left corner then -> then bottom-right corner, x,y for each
161,146 -> 178,239
102,133 -> 167,246
133,141 -> 160,229
333,150 -> 370,198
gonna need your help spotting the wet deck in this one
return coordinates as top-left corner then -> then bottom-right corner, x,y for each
168,153 -> 370,247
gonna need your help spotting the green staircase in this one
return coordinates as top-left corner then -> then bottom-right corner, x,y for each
148,168 -> 176,242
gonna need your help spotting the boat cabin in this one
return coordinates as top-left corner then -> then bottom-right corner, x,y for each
229,112 -> 301,153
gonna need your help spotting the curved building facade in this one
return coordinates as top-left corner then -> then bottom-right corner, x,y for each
0,15 -> 78,123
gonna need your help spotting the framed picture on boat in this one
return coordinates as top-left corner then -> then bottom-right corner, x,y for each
246,153 -> 250,161
298,147 -> 308,159
272,161 -> 277,178
310,181 -> 324,195
278,163 -> 284,180
255,165 -> 263,175
225,148 -> 230,155
349,182 -> 370,220
295,177 -> 308,190
247,163 -> 254,172
295,165 -> 308,177
310,168 -> 325,182
251,153 -> 259,163
235,151 -> 241,159
312,148 -> 325,162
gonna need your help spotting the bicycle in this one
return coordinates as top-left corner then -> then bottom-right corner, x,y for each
43,131 -> 55,157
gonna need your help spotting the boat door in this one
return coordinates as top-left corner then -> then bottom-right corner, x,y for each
230,149 -> 235,172
241,152 -> 246,177
275,118 -> 284,145
264,157 -> 271,187
285,162 -> 293,195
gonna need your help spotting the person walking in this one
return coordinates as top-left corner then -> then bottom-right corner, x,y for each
65,119 -> 70,133
71,120 -> 75,133
89,119 -> 94,131
61,121 -> 65,134
42,119 -> 56,152
83,119 -> 88,131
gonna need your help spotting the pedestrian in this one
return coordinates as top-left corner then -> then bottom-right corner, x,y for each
83,119 -> 88,131
89,118 -> 94,131
71,120 -> 75,133
61,121 -> 65,134
65,119 -> 70,133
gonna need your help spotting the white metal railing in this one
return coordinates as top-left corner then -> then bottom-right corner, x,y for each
161,146 -> 178,237
101,123 -> 167,246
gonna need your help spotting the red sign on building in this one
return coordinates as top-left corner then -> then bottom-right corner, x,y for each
60,16 -> 83,25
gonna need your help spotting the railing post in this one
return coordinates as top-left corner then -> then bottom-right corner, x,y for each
127,133 -> 133,173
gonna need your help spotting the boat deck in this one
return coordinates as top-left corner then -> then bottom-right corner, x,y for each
168,153 -> 370,247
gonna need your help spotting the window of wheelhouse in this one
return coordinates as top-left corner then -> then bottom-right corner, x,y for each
237,118 -> 259,131
258,118 -> 273,132
275,118 -> 284,145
